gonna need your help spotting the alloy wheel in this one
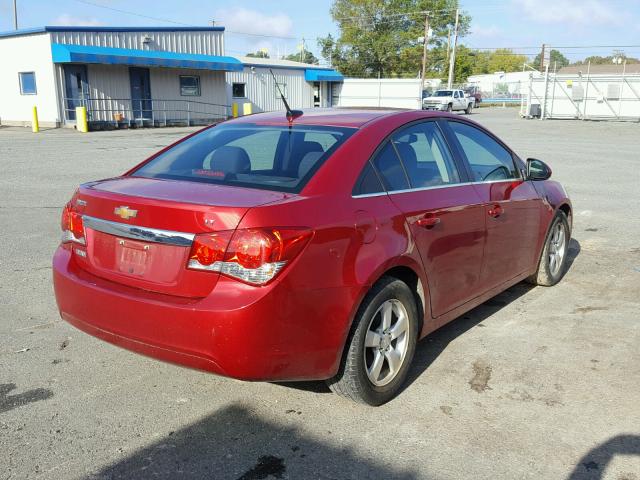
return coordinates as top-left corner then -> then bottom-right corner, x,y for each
364,299 -> 410,387
548,222 -> 567,276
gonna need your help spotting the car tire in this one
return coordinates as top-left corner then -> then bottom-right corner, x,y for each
446,103 -> 453,112
326,276 -> 418,406
527,211 -> 571,286
465,103 -> 473,114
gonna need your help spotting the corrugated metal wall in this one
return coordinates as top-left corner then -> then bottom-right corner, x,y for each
226,67 -> 315,112
50,30 -> 224,55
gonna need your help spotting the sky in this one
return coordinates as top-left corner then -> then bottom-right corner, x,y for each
2,0 -> 640,64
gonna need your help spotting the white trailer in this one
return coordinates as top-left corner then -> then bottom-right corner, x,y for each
332,78 -> 422,110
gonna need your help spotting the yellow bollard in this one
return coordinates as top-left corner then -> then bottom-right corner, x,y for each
243,102 -> 252,116
232,103 -> 239,118
32,106 -> 39,133
75,106 -> 88,133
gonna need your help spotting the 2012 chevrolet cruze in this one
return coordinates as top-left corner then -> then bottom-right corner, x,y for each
53,108 -> 572,405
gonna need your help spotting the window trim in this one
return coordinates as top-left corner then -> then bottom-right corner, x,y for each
232,82 -> 246,99
352,118 -> 471,198
442,119 -> 522,182
179,75 -> 201,96
18,71 -> 37,95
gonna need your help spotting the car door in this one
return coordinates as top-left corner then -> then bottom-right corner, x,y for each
453,90 -> 463,110
370,120 -> 486,318
444,120 -> 542,290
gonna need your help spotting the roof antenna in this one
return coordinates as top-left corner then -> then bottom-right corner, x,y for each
269,68 -> 303,123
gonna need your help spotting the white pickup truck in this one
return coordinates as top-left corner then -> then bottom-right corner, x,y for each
422,89 -> 474,114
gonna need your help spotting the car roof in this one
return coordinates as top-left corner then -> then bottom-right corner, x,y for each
225,108 -> 422,128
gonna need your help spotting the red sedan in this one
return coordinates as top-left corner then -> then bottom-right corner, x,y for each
53,109 -> 571,405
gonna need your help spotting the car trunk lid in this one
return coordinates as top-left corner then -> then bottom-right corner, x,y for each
70,176 -> 286,297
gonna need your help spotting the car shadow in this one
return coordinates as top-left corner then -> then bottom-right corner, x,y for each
280,239 -> 582,398
90,404 -> 421,480
567,434 -> 640,479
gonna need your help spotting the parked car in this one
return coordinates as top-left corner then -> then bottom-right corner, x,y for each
53,109 -> 572,405
423,89 -> 474,113
464,86 -> 482,105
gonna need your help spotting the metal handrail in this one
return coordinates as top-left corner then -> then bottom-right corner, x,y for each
63,97 -> 231,127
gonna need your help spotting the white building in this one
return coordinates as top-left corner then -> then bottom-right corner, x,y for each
467,70 -> 543,100
0,26 -> 344,128
227,56 -> 343,112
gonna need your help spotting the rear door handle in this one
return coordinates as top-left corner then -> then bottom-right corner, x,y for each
488,204 -> 504,218
416,216 -> 441,229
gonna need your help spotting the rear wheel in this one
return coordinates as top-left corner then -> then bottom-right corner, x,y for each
465,103 -> 473,114
528,211 -> 570,286
327,277 -> 418,406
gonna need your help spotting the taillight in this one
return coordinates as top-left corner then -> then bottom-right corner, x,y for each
60,203 -> 85,245
187,228 -> 312,285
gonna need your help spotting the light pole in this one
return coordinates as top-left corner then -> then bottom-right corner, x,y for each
13,0 -> 19,30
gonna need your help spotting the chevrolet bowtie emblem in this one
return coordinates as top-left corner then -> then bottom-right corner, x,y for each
114,206 -> 138,220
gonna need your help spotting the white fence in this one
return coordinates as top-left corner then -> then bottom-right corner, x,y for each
523,71 -> 640,121
333,78 -> 422,110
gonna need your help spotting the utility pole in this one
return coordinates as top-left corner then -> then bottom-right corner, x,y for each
447,8 -> 459,88
446,26 -> 451,67
539,43 -> 546,71
420,12 -> 430,84
13,0 -> 18,30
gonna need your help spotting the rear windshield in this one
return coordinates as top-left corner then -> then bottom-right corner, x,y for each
131,123 -> 355,193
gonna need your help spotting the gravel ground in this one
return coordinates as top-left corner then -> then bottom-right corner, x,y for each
0,109 -> 638,480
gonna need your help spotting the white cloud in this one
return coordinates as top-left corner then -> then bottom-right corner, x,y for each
215,7 -> 293,39
513,0 -> 620,26
471,25 -> 502,38
52,14 -> 104,27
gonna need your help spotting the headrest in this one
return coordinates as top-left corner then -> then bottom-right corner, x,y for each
394,142 -> 417,168
207,146 -> 251,174
298,151 -> 324,178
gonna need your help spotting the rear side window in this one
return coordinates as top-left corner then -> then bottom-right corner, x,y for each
353,162 -> 384,195
132,124 -> 354,193
392,122 -> 460,188
448,121 -> 518,181
371,141 -> 410,191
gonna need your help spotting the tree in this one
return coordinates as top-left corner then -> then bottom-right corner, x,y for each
532,49 -> 569,70
572,54 -> 640,65
246,50 -> 269,59
284,49 -> 319,64
318,0 -> 469,78
486,48 -> 528,73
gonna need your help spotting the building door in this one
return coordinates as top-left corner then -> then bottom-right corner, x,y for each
313,82 -> 321,107
129,67 -> 152,120
63,64 -> 89,121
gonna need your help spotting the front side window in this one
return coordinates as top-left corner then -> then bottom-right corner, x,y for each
392,122 -> 460,188
371,141 -> 410,192
179,75 -> 200,96
448,121 -> 519,181
19,72 -> 37,95
232,83 -> 246,98
132,124 -> 354,193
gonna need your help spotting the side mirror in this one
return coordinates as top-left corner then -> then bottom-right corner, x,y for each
526,158 -> 552,181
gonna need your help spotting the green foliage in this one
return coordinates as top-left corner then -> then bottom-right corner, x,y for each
246,50 -> 270,59
284,49 -> 319,64
572,54 -> 640,65
532,49 -> 569,70
318,0 -> 468,78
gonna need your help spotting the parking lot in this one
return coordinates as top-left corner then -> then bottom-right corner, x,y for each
1,108 -> 639,480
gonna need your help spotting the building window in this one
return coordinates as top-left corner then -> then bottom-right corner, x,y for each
232,83 -> 246,98
180,75 -> 200,96
19,72 -> 37,95
274,82 -> 287,99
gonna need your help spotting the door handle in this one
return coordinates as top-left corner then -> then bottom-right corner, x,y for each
416,216 -> 441,229
488,204 -> 504,218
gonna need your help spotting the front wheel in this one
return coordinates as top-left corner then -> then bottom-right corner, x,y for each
446,103 -> 453,112
327,277 -> 418,406
528,211 -> 570,286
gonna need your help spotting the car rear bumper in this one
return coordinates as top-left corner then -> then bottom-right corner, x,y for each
53,246 -> 359,381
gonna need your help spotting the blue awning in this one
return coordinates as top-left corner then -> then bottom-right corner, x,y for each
51,43 -> 243,71
304,69 -> 344,82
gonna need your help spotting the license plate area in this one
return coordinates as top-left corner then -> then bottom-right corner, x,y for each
116,239 -> 149,276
